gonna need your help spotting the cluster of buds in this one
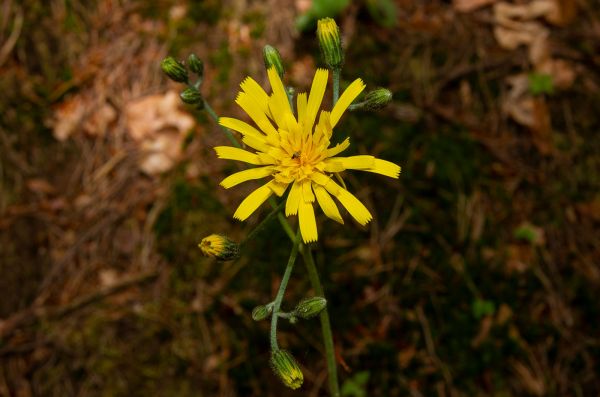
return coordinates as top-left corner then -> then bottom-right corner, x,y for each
251,296 -> 326,323
198,234 -> 240,261
160,53 -> 206,108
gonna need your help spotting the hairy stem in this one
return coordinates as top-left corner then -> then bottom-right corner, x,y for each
270,228 -> 302,351
202,100 -> 240,148
333,68 -> 341,105
241,199 -> 286,247
302,245 -> 339,397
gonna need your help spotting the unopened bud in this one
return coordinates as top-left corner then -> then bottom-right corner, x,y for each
187,53 -> 204,77
161,56 -> 188,83
252,305 -> 272,321
180,87 -> 203,105
317,18 -> 344,69
199,234 -> 239,261
263,45 -> 285,78
362,88 -> 392,110
270,350 -> 304,390
294,297 -> 327,319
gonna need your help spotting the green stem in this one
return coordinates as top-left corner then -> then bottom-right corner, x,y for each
302,245 -> 339,397
241,199 -> 286,247
332,68 -> 341,105
270,228 -> 302,351
203,100 -> 240,148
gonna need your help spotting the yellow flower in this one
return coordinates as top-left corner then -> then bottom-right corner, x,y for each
215,67 -> 401,243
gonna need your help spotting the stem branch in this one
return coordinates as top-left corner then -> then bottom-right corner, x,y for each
302,245 -> 340,397
203,100 -> 240,148
270,229 -> 302,351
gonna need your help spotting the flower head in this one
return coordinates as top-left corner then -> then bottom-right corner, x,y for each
198,234 -> 240,261
215,67 -> 401,243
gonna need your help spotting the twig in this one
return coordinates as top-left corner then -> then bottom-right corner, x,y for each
0,271 -> 158,343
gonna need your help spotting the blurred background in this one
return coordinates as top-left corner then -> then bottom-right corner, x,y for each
1,0 -> 599,396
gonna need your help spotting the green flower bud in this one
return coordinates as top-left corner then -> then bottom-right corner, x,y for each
294,296 -> 327,319
317,18 -> 344,69
263,45 -> 285,78
362,88 -> 392,110
270,350 -> 304,390
198,234 -> 239,261
187,53 -> 204,77
252,305 -> 272,321
180,87 -> 203,105
161,56 -> 188,83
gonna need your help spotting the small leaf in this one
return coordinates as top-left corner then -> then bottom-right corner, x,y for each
472,299 -> 496,319
528,73 -> 554,96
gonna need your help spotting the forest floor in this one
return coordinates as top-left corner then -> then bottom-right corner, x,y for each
1,0 -> 599,396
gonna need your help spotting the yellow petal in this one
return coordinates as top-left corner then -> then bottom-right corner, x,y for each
215,146 -> 263,165
325,137 -> 350,157
332,156 -> 401,178
233,182 -> 274,221
220,166 -> 275,189
269,181 -> 289,197
302,180 -> 315,203
219,117 -> 265,140
314,184 -> 343,224
330,78 -> 365,128
310,171 -> 334,188
240,77 -> 270,116
297,92 -> 307,122
236,92 -> 278,137
370,159 -> 401,178
298,201 -> 318,243
267,66 -> 292,115
323,161 -> 345,173
324,180 -> 372,225
305,69 -> 329,131
336,155 -> 375,170
285,181 -> 302,216
242,135 -> 270,153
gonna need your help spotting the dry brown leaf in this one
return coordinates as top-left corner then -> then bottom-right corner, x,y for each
471,316 -> 493,347
453,0 -> 497,13
512,360 -> 546,396
82,102 -> 117,137
125,91 -> 195,175
125,91 -> 194,142
51,97 -> 86,141
26,179 -> 56,195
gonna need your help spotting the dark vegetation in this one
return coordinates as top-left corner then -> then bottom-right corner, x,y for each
1,0 -> 599,396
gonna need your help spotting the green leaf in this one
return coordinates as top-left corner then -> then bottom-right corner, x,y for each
472,299 -> 496,319
366,0 -> 398,28
295,0 -> 350,31
341,371 -> 370,397
528,73 -> 554,96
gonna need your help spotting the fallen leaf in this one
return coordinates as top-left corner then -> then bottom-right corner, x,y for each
50,97 -> 86,141
125,91 -> 195,175
453,0 -> 497,13
26,179 -> 56,195
512,360 -> 545,396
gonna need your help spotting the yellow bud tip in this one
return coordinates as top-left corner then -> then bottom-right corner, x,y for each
270,350 -> 304,390
198,234 -> 240,261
